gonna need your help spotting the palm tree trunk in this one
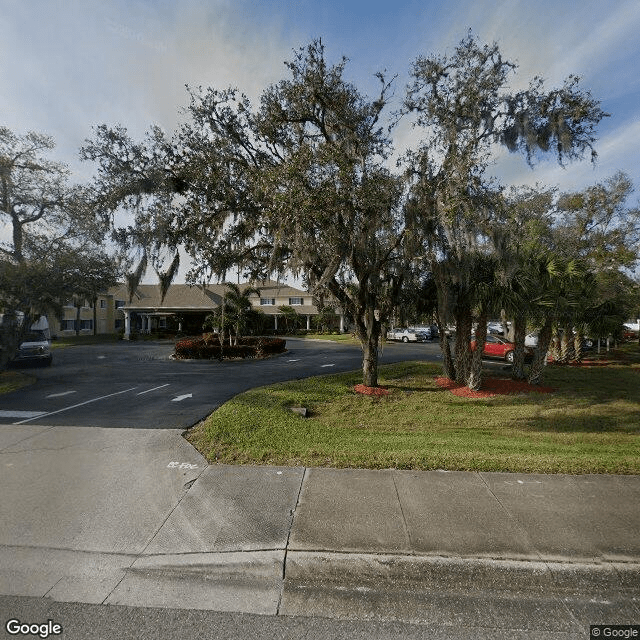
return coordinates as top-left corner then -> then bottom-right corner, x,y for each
559,324 -> 573,363
437,317 -> 456,380
511,314 -> 526,380
528,318 -> 553,385
573,331 -> 584,363
468,310 -> 487,391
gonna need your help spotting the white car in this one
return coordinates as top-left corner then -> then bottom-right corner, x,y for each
525,333 -> 538,347
12,316 -> 52,366
386,327 -> 429,343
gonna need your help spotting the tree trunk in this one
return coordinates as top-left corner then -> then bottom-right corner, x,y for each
436,316 -> 456,380
550,327 -> 561,362
468,310 -> 487,391
558,323 -> 573,363
357,305 -> 381,387
528,318 -> 553,385
573,330 -> 584,363
511,314 -> 526,380
361,332 -> 379,387
454,305 -> 472,385
93,295 -> 98,335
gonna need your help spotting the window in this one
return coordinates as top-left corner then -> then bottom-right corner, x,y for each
158,317 -> 167,329
100,299 -> 107,309
115,300 -> 125,308
80,319 -> 93,331
289,297 -> 304,305
260,298 -> 276,306
61,320 -> 75,331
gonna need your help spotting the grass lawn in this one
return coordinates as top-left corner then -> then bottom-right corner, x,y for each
187,347 -> 640,475
294,333 -> 359,343
0,371 -> 36,394
50,334 -> 121,349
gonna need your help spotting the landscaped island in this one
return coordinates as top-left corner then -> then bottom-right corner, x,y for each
173,334 -> 286,360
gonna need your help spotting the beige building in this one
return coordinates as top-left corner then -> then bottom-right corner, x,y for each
98,280 -> 345,338
50,293 -> 116,338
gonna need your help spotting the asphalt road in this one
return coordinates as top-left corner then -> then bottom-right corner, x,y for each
0,338 -> 444,429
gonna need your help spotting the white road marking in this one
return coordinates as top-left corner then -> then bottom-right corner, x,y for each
13,387 -> 139,425
172,393 -> 193,402
288,359 -> 300,362
137,384 -> 170,395
321,364 -> 335,368
167,462 -> 198,469
97,356 -> 106,359
0,410 -> 46,419
46,391 -> 77,399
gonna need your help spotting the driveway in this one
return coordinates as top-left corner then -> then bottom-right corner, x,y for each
0,338 -> 443,429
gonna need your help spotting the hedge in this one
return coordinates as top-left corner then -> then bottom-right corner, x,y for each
174,336 -> 286,360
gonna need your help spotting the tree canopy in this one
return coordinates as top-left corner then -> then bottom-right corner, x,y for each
81,34 -> 622,388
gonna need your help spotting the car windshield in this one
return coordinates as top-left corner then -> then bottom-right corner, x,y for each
23,330 -> 47,342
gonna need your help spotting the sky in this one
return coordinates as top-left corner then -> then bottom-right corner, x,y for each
2,0 -> 640,280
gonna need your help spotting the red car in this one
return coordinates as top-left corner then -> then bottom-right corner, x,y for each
470,335 -> 533,363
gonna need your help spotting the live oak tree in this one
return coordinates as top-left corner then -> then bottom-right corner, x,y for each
1,127 -> 118,366
82,41 -> 411,387
404,33 -> 607,390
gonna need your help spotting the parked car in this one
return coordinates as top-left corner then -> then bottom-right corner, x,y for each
12,316 -> 52,366
413,325 -> 438,340
386,327 -> 430,343
525,332 -> 538,348
470,334 -> 533,364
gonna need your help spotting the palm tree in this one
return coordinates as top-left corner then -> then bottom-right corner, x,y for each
222,282 -> 261,345
527,257 -> 586,384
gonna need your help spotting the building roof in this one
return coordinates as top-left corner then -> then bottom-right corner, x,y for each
109,281 -> 315,313
109,283 -> 223,311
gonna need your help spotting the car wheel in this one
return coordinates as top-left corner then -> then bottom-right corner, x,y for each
402,336 -> 409,343
505,350 -> 514,364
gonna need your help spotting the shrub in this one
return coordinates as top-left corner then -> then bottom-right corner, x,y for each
174,335 -> 286,360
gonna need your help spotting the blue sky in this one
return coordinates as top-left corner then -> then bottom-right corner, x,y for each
2,0 -> 639,273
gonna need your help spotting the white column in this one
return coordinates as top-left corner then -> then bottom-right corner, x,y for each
274,315 -> 278,331
306,314 -> 311,330
339,314 -> 345,333
124,310 -> 131,340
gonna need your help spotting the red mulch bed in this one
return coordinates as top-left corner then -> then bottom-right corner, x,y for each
436,377 -> 555,398
354,384 -> 390,396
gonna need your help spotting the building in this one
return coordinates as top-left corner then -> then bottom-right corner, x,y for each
71,280 -> 346,338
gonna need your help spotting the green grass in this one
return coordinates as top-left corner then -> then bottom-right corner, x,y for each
294,332 -> 359,343
50,334 -> 121,349
187,353 -> 640,475
0,371 -> 36,394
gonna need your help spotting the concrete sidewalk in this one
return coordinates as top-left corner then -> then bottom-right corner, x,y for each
0,425 -> 638,637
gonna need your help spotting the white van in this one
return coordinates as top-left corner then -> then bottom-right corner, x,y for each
13,315 -> 52,366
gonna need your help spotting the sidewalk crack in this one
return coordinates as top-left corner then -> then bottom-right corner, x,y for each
100,465 -> 206,605
276,466 -> 307,615
392,471 -> 412,550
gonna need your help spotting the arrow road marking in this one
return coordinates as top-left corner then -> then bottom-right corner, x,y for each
137,384 -> 170,395
46,391 -> 77,399
172,393 -> 193,402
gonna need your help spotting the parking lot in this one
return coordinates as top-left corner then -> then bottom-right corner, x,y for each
0,338 -> 445,429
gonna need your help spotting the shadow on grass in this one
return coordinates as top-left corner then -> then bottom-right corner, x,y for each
516,406 -> 640,434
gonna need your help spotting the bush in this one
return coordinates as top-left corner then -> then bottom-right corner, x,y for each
174,335 -> 286,360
